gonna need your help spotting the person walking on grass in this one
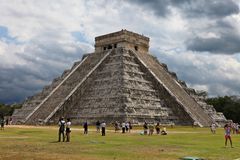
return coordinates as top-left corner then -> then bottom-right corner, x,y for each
101,121 -> 106,136
143,122 -> 148,135
114,121 -> 119,133
96,120 -> 101,133
0,119 -> 4,130
58,117 -> 65,142
83,121 -> 88,134
122,122 -> 126,133
125,122 -> 129,132
224,124 -> 233,148
66,118 -> 71,142
129,122 -> 132,133
210,123 -> 216,134
149,124 -> 154,136
155,122 -> 160,134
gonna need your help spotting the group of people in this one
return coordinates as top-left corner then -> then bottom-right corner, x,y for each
94,120 -> 106,136
209,121 -> 239,148
57,118 -> 238,149
143,122 -> 167,135
58,117 -> 71,142
0,117 -> 13,130
113,121 -> 132,133
230,122 -> 239,134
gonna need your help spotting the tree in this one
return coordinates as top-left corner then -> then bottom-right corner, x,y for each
0,103 -> 22,119
206,96 -> 240,123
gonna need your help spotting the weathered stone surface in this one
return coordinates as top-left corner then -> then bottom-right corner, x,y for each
12,30 -> 227,126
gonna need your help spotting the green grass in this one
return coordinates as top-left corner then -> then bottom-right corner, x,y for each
0,126 -> 240,160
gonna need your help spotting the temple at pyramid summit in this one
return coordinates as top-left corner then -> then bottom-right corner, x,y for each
12,30 -> 227,126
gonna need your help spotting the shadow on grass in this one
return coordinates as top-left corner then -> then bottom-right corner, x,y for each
49,141 -> 60,143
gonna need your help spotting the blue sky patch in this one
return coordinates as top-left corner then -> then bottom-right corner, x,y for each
0,25 -> 17,44
71,31 -> 89,43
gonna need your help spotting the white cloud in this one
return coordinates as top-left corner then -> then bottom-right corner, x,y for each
0,0 -> 240,103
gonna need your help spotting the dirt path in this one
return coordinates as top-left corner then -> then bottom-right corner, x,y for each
4,125 -> 203,134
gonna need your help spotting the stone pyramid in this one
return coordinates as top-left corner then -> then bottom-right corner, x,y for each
12,30 -> 227,126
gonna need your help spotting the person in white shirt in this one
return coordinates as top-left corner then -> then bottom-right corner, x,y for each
101,121 -> 106,136
66,118 -> 71,142
210,123 -> 216,134
122,122 -> 126,133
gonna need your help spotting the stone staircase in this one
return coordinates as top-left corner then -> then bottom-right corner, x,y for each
22,51 -> 109,124
131,50 -> 213,126
56,48 -> 174,124
11,67 -> 73,124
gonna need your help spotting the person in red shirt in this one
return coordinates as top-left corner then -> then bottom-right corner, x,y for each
224,124 -> 233,148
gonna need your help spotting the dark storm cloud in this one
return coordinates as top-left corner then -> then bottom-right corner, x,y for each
130,0 -> 172,17
0,67 -> 49,104
155,51 -> 240,96
186,19 -> 240,54
0,38 -> 89,104
130,0 -> 239,18
173,0 -> 239,18
131,0 -> 240,55
187,34 -> 240,54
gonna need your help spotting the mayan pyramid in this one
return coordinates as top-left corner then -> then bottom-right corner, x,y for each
12,30 -> 227,126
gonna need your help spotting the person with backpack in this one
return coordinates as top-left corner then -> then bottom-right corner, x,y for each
58,117 -> 65,142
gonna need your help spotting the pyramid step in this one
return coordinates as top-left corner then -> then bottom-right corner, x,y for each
131,49 -> 213,127
24,50 -> 111,124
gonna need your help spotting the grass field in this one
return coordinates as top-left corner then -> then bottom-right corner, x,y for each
0,125 -> 239,160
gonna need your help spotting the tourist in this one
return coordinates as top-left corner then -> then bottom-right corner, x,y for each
0,118 -> 4,130
161,126 -> 167,135
101,121 -> 106,136
9,117 -> 12,125
66,118 -> 71,142
83,121 -> 88,134
125,122 -> 129,132
210,123 -> 216,134
58,117 -> 65,142
236,123 -> 239,134
192,121 -> 198,128
143,122 -> 148,135
5,118 -> 9,125
129,122 -> 132,133
231,123 -> 236,134
148,124 -> 154,135
114,121 -> 119,133
96,120 -> 101,133
122,122 -> 126,133
155,122 -> 161,134
224,124 -> 233,148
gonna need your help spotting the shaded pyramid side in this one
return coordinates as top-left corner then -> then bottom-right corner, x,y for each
11,66 -> 74,124
12,50 -> 110,124
49,48 -> 194,125
131,50 -> 216,126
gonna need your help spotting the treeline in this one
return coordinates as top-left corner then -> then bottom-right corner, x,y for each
206,96 -> 240,123
0,103 -> 22,119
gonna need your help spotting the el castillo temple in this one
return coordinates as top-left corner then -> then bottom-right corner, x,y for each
12,30 -> 227,127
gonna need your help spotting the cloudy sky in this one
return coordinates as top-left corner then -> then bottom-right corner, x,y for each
0,0 -> 240,104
